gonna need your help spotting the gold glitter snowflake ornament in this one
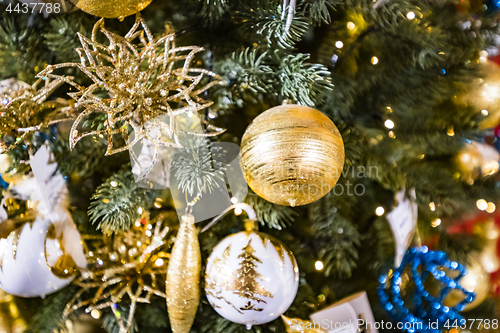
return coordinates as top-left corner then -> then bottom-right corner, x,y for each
37,15 -> 226,156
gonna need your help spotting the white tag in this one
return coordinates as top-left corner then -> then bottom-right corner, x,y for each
309,291 -> 378,333
386,189 -> 418,267
30,145 -> 65,211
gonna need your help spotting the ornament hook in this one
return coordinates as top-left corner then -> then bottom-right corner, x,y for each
281,0 -> 297,35
200,203 -> 256,233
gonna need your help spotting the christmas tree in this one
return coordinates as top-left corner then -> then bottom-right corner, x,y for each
0,0 -> 499,332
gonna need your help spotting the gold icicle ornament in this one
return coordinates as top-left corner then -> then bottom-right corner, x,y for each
166,214 -> 201,333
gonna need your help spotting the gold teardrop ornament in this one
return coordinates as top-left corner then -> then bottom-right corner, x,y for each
166,214 -> 201,333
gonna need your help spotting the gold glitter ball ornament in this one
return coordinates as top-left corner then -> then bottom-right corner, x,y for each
240,104 -> 345,206
70,0 -> 152,19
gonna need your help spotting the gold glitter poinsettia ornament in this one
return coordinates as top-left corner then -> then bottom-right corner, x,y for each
0,78 -> 74,153
36,15 -> 226,160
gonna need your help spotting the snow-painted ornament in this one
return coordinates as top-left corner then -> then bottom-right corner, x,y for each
0,217 -> 83,297
205,223 -> 299,329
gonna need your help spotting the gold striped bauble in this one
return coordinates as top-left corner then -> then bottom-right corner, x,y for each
240,104 -> 345,207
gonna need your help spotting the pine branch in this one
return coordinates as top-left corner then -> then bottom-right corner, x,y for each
23,285 -> 79,333
0,15 -> 48,82
49,132 -> 108,180
228,48 -> 273,94
276,52 -> 334,106
43,14 -> 94,63
170,136 -> 227,197
301,0 -> 340,26
200,0 -> 229,25
246,194 -> 297,230
236,0 -> 308,49
309,196 -> 361,278
88,168 -> 155,235
102,305 -> 138,333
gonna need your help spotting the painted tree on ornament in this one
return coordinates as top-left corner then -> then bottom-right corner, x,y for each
230,239 -> 273,311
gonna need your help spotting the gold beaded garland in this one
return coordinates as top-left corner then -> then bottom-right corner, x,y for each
70,0 -> 152,19
240,104 -> 345,207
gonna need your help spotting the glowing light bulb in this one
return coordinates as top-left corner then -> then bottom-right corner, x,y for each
486,202 -> 496,213
91,310 -> 101,319
477,199 -> 488,211
155,258 -> 164,266
384,119 -> 395,129
406,11 -> 415,20
347,22 -> 355,30
315,261 -> 324,271
429,202 -> 436,211
335,41 -> 344,49
431,218 -> 442,228
235,207 -> 243,215
230,197 -> 239,204
375,206 -> 385,216
371,56 -> 379,65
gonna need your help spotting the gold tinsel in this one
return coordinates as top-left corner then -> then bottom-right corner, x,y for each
64,213 -> 171,333
69,0 -> 152,19
241,104 -> 345,206
0,78 -> 74,153
166,214 -> 201,333
37,16 -> 226,180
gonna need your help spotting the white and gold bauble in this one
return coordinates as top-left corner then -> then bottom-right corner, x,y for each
0,218 -> 82,297
205,228 -> 299,329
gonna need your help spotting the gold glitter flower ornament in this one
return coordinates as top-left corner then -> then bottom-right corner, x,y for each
0,78 -> 73,153
65,213 -> 172,333
37,15 -> 227,157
